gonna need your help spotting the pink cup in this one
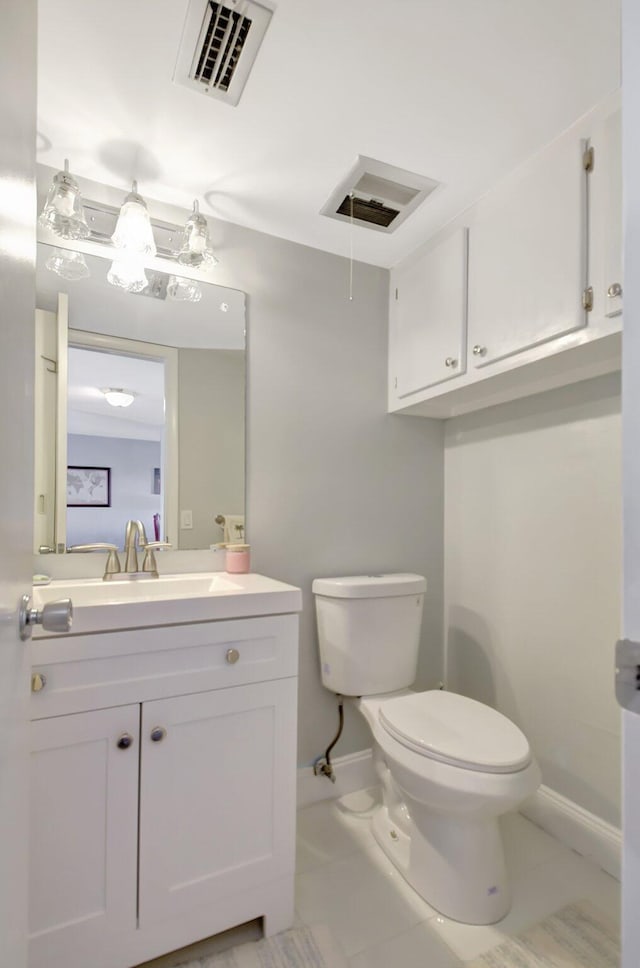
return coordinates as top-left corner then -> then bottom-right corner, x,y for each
225,544 -> 250,574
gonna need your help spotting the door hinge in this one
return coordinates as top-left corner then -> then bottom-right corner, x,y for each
583,145 -> 594,172
582,286 -> 594,311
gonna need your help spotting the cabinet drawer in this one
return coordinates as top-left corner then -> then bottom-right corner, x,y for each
30,614 -> 298,719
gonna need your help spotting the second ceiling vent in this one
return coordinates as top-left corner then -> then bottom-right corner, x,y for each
321,157 -> 440,233
174,0 -> 275,106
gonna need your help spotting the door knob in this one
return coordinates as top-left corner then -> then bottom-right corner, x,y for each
19,595 -> 73,641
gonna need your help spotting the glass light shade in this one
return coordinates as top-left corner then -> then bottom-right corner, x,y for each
45,247 -> 90,281
167,274 -> 203,303
107,258 -> 148,294
102,388 -> 135,408
38,160 -> 90,241
177,200 -> 218,267
111,181 -> 157,256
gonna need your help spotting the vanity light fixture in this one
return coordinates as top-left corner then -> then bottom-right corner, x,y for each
167,274 -> 202,303
102,387 -> 136,408
177,200 -> 218,268
39,159 -> 90,240
45,247 -> 90,281
111,181 -> 157,257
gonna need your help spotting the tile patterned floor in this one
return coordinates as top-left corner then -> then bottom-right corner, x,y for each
141,787 -> 620,967
295,789 -> 620,966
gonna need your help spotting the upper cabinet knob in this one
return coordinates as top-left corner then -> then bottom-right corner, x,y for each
150,726 -> 167,743
226,648 -> 240,664
608,282 -> 623,298
472,344 -> 487,357
117,733 -> 134,750
444,357 -> 458,369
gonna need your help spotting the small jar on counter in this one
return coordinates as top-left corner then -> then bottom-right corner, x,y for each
225,543 -> 251,574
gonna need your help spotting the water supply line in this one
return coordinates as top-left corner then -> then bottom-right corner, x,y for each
313,695 -> 344,783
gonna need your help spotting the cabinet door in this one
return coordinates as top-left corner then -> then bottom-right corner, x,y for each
391,227 -> 468,398
28,705 -> 139,968
138,678 -> 297,925
468,132 -> 588,367
591,108 -> 622,319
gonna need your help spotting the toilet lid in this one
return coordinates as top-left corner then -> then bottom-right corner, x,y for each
378,691 -> 531,773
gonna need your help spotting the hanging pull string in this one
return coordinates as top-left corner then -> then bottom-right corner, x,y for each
349,192 -> 354,302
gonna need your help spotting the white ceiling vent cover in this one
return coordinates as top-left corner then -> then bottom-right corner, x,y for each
321,157 -> 440,234
174,0 -> 275,107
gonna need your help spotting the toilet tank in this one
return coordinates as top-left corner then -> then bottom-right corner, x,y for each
312,574 -> 426,696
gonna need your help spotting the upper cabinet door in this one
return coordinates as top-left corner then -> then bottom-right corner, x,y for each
391,227 -> 468,399
468,133 -> 588,368
591,108 -> 622,320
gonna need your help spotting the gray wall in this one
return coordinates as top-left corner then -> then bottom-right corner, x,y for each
444,374 -> 621,825
212,225 -> 445,765
67,435 -> 161,549
178,349 -> 245,550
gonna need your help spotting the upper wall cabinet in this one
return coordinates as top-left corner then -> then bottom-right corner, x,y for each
467,134 -> 587,368
388,92 -> 622,419
390,228 -> 468,400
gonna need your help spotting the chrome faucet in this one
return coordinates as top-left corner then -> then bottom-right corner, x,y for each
123,520 -> 171,578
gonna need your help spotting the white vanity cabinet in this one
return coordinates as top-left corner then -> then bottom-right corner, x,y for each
388,93 -> 622,418
28,611 -> 299,968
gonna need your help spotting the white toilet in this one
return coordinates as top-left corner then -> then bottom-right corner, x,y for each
312,573 -> 541,925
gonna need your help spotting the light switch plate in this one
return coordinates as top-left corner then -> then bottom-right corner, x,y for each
180,509 -> 193,530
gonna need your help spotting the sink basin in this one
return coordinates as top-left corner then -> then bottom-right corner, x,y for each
32,572 -> 302,636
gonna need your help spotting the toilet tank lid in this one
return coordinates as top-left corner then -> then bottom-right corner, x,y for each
312,574 -> 426,598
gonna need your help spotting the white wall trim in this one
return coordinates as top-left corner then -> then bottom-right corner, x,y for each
297,749 -> 376,809
521,784 -> 621,881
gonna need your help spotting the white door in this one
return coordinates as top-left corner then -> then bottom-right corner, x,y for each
138,679 -> 297,925
28,706 -> 139,968
0,2 -> 37,966
391,228 -> 468,399
468,129 -> 588,367
622,3 -> 640,964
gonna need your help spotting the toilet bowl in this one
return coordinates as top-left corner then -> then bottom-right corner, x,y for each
358,690 -> 540,924
312,573 -> 541,925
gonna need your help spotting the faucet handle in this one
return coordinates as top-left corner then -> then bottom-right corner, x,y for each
141,542 -> 172,577
67,543 -> 121,581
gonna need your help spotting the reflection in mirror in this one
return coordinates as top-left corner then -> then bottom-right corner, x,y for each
34,244 -> 246,554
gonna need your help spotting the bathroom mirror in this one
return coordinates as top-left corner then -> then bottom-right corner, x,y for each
34,243 -> 246,554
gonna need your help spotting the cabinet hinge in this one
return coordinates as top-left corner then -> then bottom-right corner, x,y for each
394,376 -> 398,389
583,145 -> 594,172
395,288 -> 398,301
582,286 -> 594,312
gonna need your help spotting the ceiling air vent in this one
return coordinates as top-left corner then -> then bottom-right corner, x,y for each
321,157 -> 440,234
174,0 -> 275,107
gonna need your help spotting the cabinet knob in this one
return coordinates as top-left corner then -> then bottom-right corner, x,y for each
472,344 -> 487,357
226,648 -> 240,664
150,726 -> 167,743
117,733 -> 134,750
31,672 -> 47,693
444,357 -> 458,369
608,282 -> 623,298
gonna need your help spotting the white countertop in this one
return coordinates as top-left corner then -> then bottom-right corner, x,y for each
32,572 -> 303,637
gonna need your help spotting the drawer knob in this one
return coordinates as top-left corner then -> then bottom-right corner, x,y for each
150,726 -> 166,743
31,672 -> 47,693
117,733 -> 134,750
444,357 -> 458,368
608,282 -> 623,298
472,344 -> 487,357
226,648 -> 240,664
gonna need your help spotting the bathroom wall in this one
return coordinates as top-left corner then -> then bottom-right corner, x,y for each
218,225 -> 445,765
67,435 -> 161,549
178,348 -> 245,550
444,373 -> 621,826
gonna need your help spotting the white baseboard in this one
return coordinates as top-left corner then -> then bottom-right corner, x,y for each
520,785 -> 621,881
297,749 -> 376,809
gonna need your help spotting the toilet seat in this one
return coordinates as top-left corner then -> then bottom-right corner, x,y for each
378,690 -> 531,774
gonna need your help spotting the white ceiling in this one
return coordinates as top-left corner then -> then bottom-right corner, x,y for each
37,0 -> 620,268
